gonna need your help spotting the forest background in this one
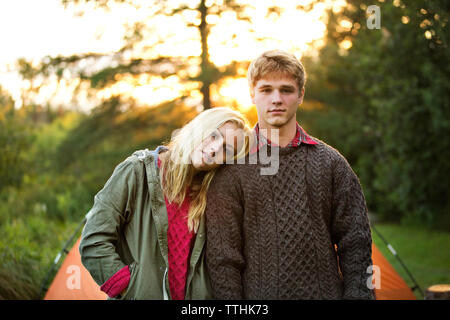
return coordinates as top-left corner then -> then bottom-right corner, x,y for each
0,0 -> 448,299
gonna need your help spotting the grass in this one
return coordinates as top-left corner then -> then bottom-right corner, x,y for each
0,213 -> 80,299
371,222 -> 450,299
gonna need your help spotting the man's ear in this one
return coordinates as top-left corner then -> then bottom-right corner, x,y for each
298,88 -> 305,104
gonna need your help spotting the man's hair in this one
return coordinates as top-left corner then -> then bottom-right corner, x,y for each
247,50 -> 306,96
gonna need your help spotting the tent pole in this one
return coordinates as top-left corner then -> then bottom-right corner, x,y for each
37,217 -> 87,299
371,223 -> 424,298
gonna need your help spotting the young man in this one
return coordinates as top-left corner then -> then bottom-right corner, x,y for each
205,50 -> 375,300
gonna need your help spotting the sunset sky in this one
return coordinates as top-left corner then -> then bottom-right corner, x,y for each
0,0 -> 345,111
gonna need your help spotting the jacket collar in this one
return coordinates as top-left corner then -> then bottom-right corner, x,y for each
133,146 -> 206,259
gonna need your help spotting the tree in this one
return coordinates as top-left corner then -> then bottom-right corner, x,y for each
13,0 -> 286,189
18,0 -> 283,110
303,0 -> 450,229
0,87 -> 33,193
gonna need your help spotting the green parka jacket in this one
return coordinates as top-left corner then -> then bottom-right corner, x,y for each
79,146 -> 213,300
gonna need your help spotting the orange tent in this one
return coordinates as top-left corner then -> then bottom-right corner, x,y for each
371,244 -> 416,299
44,238 -> 106,300
44,239 -> 416,300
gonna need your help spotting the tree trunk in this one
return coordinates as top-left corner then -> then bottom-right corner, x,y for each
198,0 -> 212,110
425,284 -> 450,300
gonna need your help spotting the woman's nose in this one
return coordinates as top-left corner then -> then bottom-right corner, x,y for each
206,139 -> 222,156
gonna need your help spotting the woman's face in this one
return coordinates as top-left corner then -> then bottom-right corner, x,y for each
191,121 -> 243,171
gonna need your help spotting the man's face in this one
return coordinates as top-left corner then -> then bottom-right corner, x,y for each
251,72 -> 304,130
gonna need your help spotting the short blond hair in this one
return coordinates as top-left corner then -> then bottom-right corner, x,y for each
247,50 -> 306,96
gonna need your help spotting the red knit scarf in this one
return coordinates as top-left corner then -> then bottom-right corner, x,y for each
158,157 -> 195,300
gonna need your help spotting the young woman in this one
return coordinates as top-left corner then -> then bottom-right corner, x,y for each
79,107 -> 251,300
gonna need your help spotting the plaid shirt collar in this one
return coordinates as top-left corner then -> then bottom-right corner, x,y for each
250,122 -> 317,154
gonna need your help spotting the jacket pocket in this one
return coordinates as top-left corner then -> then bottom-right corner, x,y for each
119,261 -> 140,300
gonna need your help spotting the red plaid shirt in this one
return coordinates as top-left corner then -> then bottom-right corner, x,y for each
250,122 -> 317,154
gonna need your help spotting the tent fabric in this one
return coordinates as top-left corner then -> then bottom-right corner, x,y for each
371,244 -> 416,300
44,238 -> 106,300
44,238 -> 416,300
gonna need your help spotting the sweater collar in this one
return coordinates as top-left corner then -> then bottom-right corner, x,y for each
250,122 -> 317,154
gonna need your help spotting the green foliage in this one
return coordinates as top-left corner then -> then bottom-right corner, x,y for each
51,97 -> 196,198
0,87 -> 34,192
0,93 -> 197,298
0,183 -> 80,299
0,100 -> 86,298
303,0 -> 450,230
2,0 -> 448,300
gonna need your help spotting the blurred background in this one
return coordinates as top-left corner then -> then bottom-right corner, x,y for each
0,0 -> 448,299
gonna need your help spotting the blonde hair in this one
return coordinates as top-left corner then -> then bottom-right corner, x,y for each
159,107 -> 251,233
247,49 -> 306,96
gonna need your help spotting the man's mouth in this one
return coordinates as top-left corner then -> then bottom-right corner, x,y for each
268,109 -> 286,114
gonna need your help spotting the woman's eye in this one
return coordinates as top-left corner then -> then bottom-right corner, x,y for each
211,131 -> 221,141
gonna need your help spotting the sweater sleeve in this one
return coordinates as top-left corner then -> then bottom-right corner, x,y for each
331,154 -> 375,300
79,158 -> 136,287
205,166 -> 245,299
100,265 -> 131,298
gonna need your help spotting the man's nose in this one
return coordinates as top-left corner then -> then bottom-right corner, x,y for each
271,90 -> 282,105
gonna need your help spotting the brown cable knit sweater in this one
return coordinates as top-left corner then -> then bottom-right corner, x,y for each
205,139 -> 375,300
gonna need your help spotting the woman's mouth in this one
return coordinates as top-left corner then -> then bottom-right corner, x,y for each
202,152 -> 213,164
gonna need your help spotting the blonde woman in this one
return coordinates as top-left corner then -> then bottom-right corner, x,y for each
80,107 -> 251,300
